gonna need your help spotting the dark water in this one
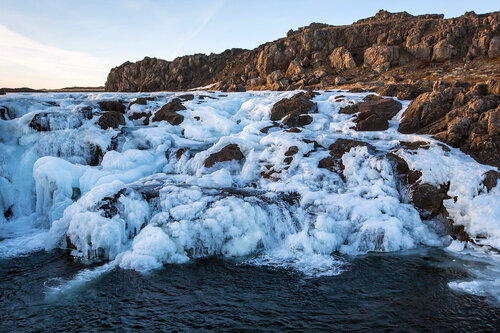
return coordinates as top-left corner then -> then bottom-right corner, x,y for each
1,248 -> 499,332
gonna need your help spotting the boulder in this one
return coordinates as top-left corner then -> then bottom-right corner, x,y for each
266,70 -> 284,85
151,98 -> 186,125
98,111 -> 125,129
286,60 -> 305,77
488,36 -> 500,58
178,94 -> 194,101
386,153 -> 422,185
329,47 -> 356,70
270,92 -> 318,125
129,97 -> 154,108
432,40 -> 456,62
204,144 -> 244,168
340,95 -> 402,131
364,45 -> 400,72
98,101 -> 126,113
482,170 -> 500,192
398,88 -> 457,134
410,183 -> 448,219
29,113 -> 51,131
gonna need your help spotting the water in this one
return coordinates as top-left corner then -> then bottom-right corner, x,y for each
1,248 -> 498,332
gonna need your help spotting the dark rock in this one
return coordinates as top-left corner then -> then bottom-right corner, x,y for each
318,157 -> 335,170
78,106 -> 93,120
386,153 -> 422,185
98,101 -> 126,113
285,127 -> 302,133
284,146 -> 299,156
284,156 -> 293,164
29,113 -> 51,131
129,97 -> 154,108
0,107 -> 8,120
204,144 -> 244,168
399,141 -> 430,150
175,148 -> 185,160
270,92 -> 317,126
152,98 -> 186,125
482,170 -> 500,192
354,111 -> 389,131
340,95 -> 402,131
328,138 -> 375,158
178,94 -> 195,101
399,86 -> 500,167
410,183 -> 448,219
98,111 -> 125,129
283,114 -> 313,127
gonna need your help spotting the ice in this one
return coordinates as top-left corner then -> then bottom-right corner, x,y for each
0,91 -> 499,297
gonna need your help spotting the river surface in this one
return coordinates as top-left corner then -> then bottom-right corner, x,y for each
1,248 -> 498,332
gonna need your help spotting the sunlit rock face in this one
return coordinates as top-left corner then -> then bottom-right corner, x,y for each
0,90 -> 499,284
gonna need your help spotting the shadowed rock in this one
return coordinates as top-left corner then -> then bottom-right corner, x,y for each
98,111 -> 125,129
152,98 -> 186,125
98,101 -> 126,113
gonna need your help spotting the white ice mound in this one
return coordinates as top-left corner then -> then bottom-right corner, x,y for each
0,91 -> 498,278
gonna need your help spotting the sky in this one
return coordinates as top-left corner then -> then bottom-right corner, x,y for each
0,0 -> 498,89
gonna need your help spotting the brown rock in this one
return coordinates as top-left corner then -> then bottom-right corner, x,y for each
482,170 -> 500,192
98,111 -> 125,129
364,45 -> 400,72
284,146 -> 299,156
266,70 -> 284,85
204,144 -> 244,168
432,40 -> 456,62
129,97 -> 154,108
398,88 -> 457,134
410,183 -> 448,219
178,94 -> 195,101
286,60 -> 305,77
488,36 -> 500,58
270,92 -> 318,124
329,47 -> 356,70
340,95 -> 402,131
152,98 -> 186,125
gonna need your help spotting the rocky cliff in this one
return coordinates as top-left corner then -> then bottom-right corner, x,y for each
105,10 -> 500,92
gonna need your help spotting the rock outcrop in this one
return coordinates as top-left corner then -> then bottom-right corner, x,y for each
105,10 -> 500,92
399,82 -> 500,167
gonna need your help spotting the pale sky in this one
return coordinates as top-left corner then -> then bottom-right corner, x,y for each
0,0 -> 498,89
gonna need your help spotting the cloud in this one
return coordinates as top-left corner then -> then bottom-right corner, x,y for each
0,24 -> 112,88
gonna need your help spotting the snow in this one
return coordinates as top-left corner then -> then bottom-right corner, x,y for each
0,90 -> 499,299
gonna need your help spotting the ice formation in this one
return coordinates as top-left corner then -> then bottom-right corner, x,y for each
0,90 -> 499,297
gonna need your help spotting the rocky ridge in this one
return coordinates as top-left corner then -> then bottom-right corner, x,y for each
105,10 -> 500,93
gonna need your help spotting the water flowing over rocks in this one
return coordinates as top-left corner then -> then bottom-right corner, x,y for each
2,79 -> 500,303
